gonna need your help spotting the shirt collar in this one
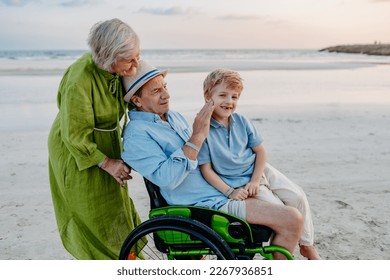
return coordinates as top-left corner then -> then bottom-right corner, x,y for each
210,114 -> 236,128
129,109 -> 170,123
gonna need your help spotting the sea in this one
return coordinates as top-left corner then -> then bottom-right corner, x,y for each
0,49 -> 389,132
1,48 -> 390,74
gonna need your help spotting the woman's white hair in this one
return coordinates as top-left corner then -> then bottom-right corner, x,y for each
87,18 -> 139,72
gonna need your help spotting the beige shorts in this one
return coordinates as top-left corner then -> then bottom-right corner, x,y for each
219,199 -> 246,219
218,176 -> 269,220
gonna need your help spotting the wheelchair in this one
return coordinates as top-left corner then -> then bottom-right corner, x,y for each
119,178 -> 294,260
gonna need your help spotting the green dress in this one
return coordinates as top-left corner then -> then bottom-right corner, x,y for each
48,52 -> 141,259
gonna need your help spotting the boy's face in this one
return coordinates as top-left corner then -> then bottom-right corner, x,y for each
207,81 -> 241,123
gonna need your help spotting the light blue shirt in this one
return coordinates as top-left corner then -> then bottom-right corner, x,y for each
121,109 -> 228,210
198,113 -> 263,188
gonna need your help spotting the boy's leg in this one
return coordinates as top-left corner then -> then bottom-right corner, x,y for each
255,184 -> 284,205
264,163 -> 315,246
245,198 -> 303,259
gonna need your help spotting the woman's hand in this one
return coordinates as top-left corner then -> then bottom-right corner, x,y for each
100,158 -> 132,186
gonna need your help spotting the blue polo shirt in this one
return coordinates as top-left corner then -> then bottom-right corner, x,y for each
122,109 -> 228,210
198,113 -> 263,188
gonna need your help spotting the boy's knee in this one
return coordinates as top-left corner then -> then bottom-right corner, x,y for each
287,190 -> 306,207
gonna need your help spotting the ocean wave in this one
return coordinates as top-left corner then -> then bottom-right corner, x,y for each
1,49 -> 389,75
0,49 -> 85,60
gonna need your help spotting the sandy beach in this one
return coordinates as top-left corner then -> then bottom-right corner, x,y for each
1,52 -> 390,260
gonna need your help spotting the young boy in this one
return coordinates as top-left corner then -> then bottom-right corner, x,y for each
198,68 -> 321,260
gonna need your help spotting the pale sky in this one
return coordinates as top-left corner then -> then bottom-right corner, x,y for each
0,0 -> 389,50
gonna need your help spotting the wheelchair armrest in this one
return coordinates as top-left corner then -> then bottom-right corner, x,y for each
143,177 -> 168,209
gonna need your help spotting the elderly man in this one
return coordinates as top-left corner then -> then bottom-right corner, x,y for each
121,60 -> 303,259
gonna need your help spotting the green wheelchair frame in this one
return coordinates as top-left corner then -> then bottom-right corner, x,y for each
119,178 -> 294,260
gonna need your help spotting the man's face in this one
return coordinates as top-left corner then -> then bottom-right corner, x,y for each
134,75 -> 170,119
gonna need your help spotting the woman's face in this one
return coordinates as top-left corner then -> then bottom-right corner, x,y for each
112,46 -> 140,77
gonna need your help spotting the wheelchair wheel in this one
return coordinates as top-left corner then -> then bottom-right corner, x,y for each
119,216 -> 235,260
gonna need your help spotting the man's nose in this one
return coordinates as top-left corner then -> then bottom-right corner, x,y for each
161,88 -> 170,99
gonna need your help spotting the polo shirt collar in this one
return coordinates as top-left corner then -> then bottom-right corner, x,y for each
129,109 -> 170,123
210,114 -> 236,128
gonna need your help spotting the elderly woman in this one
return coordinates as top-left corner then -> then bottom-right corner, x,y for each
48,19 -> 141,259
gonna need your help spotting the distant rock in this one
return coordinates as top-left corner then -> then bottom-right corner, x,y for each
319,44 -> 390,56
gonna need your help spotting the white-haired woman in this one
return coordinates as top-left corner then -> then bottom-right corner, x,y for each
48,19 -> 141,259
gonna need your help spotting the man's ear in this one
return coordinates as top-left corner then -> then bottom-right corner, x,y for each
130,95 -> 141,107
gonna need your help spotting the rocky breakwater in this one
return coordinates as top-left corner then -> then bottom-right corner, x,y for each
320,44 -> 390,56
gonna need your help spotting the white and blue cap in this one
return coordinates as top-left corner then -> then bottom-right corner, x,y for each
123,60 -> 168,103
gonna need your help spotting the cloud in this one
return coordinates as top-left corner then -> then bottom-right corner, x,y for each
216,13 -> 285,27
59,0 -> 102,7
0,0 -> 31,6
0,0 -> 101,7
217,14 -> 263,20
138,6 -> 198,16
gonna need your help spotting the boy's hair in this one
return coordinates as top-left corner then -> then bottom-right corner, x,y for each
203,68 -> 243,97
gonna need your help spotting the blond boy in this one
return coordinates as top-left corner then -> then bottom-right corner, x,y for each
198,68 -> 320,260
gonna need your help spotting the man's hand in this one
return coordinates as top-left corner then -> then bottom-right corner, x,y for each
190,99 -> 214,145
183,100 -> 214,160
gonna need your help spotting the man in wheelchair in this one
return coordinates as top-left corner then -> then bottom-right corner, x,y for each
121,60 -> 303,259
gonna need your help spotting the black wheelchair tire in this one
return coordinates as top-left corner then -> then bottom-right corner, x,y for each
119,215 -> 235,260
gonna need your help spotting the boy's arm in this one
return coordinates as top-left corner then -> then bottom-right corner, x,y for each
200,163 -> 248,200
246,144 -> 267,196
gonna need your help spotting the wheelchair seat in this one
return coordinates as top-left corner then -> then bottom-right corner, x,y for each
143,178 -> 273,245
